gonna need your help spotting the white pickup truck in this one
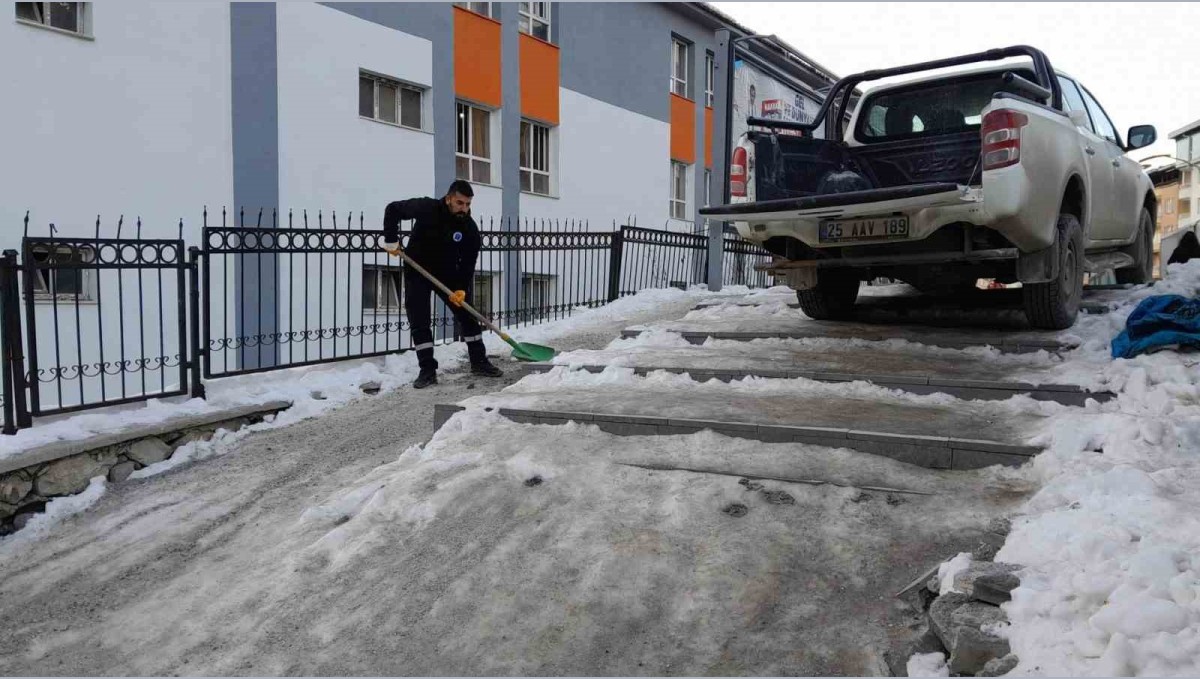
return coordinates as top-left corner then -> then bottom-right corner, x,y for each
700,46 -> 1158,329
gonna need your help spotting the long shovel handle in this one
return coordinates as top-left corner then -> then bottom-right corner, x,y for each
389,248 -> 514,341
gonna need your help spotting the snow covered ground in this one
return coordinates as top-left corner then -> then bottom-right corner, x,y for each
689,263 -> 1200,676
475,263 -> 1200,676
988,265 -> 1200,676
0,403 -> 1029,675
3,260 -> 1200,676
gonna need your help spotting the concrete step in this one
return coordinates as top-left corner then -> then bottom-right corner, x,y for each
622,320 -> 1076,354
537,329 -> 1110,406
697,297 -> 1112,317
437,374 -> 1046,471
525,363 -> 1110,406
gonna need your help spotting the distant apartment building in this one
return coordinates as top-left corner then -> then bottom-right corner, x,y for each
1170,117 -> 1200,228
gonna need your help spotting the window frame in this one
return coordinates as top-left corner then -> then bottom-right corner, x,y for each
361,264 -> 403,313
520,119 -> 553,197
671,38 -> 690,98
456,101 -> 496,185
1057,76 -> 1095,133
15,2 -> 92,38
1077,84 -> 1123,148
704,52 -> 715,108
518,2 -> 551,42
359,70 -> 425,132
520,273 -> 556,321
670,161 -> 689,220
28,244 -> 97,303
472,272 -> 498,320
453,2 -> 492,18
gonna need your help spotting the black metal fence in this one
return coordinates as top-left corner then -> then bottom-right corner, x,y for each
1,211 -> 772,434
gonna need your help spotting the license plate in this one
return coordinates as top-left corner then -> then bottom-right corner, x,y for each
819,216 -> 910,243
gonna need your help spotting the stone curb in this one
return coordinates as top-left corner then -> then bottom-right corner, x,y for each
0,401 -> 294,477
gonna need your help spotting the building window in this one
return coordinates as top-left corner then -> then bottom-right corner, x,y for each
362,264 -> 402,312
16,2 -> 89,36
29,244 -> 95,302
473,273 -> 496,319
520,120 -> 552,196
456,102 -> 493,184
519,2 -> 550,41
453,2 -> 491,17
360,265 -> 403,311
671,39 -> 689,97
670,161 -> 689,220
359,71 -> 423,130
521,274 -> 555,321
704,53 -> 715,107
1183,169 -> 1192,186
704,169 -> 712,206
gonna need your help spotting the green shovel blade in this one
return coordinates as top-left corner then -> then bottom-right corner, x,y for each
508,341 -> 557,363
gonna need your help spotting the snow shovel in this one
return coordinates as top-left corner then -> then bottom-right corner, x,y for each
387,248 -> 557,362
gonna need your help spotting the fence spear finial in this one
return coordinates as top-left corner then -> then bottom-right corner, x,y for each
289,208 -> 293,229
239,207 -> 244,228
256,207 -> 263,228
136,216 -> 142,239
179,218 -> 184,240
49,222 -> 57,237
96,215 -> 101,239
222,206 -> 227,228
203,205 -> 208,229
23,210 -> 30,238
303,209 -> 308,229
318,210 -> 323,229
117,215 -> 124,239
272,208 -> 277,229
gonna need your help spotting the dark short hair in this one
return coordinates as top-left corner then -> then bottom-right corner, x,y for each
446,180 -> 474,198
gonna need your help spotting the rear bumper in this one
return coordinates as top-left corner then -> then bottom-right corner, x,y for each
757,248 -> 1019,272
702,184 -> 987,249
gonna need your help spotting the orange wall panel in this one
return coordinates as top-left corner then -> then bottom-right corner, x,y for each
670,94 -> 696,164
520,34 -> 560,124
704,107 -> 713,169
454,7 -> 502,107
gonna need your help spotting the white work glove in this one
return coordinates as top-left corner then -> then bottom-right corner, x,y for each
381,239 -> 402,256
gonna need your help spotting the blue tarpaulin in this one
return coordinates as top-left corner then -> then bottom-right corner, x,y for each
1111,295 -> 1200,359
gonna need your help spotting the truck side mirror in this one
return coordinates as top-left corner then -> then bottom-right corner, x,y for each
1126,125 -> 1156,151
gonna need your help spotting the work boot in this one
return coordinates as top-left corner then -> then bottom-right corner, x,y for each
412,369 -> 438,389
470,359 -> 504,378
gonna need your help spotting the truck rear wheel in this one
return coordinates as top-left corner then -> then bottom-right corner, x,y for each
796,270 -> 860,320
1115,208 -> 1154,285
1023,214 -> 1083,330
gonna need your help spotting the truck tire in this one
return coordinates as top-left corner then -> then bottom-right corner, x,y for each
1023,214 -> 1083,330
1115,208 -> 1154,285
796,270 -> 860,320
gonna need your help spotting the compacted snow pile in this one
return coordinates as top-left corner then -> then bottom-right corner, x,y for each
286,408 -> 1026,676
991,263 -> 1200,676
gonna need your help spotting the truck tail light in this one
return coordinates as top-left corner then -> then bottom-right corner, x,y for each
731,146 -> 748,197
981,109 -> 1029,171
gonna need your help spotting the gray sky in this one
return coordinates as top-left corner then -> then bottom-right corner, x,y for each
712,2 -> 1199,164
